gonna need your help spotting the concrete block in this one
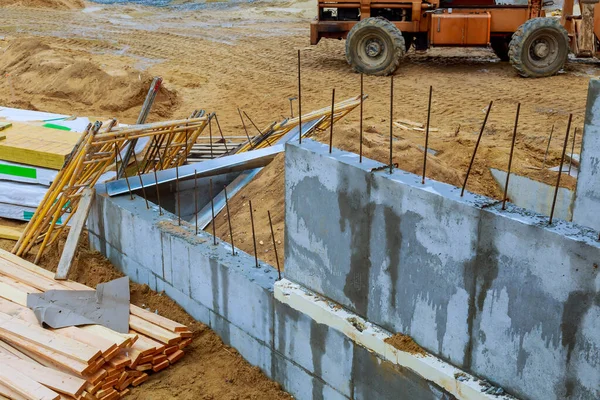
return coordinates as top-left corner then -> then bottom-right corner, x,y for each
272,353 -> 349,400
210,311 -> 272,377
163,282 -> 211,325
274,300 -> 353,397
165,234 -> 191,296
352,344 -> 456,400
573,78 -> 600,231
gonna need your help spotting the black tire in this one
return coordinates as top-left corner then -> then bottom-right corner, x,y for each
509,18 -> 569,78
345,17 -> 405,76
490,37 -> 510,61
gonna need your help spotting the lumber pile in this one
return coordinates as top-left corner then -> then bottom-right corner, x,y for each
0,249 -> 192,400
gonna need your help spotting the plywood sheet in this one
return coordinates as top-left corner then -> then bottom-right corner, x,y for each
0,122 -> 81,169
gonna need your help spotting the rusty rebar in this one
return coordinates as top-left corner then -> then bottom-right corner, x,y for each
116,146 -> 134,200
502,103 -> 520,210
153,168 -> 163,216
131,149 -> 149,209
224,185 -> 235,255
268,210 -> 281,280
568,127 -> 577,176
298,49 -> 302,144
329,88 -> 335,153
461,101 -> 493,197
209,115 -> 214,159
214,114 -> 228,152
243,110 -> 272,146
249,200 -> 259,268
176,164 -> 181,225
542,124 -> 554,170
549,114 -> 572,225
422,85 -> 433,184
194,169 -> 198,235
360,73 -> 364,163
210,178 -> 216,245
238,108 -> 253,148
389,75 -> 394,174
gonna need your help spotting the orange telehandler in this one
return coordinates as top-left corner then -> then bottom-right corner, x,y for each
310,0 -> 600,77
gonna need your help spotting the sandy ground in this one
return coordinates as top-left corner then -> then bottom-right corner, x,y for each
0,228 -> 292,400
0,0 -> 594,262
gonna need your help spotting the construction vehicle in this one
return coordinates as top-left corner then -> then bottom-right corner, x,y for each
310,0 -> 600,77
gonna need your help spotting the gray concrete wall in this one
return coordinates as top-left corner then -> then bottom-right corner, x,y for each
573,79 -> 600,232
284,140 -> 600,400
88,187 -> 457,400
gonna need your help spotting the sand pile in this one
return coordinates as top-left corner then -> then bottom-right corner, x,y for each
0,38 -> 178,120
0,0 -> 84,9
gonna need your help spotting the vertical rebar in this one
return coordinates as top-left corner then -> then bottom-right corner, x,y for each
268,210 -> 281,280
422,85 -> 433,184
249,200 -> 259,268
549,114 -> 572,225
194,169 -> 198,235
568,127 -> 577,176
360,73 -> 364,163
502,103 -> 521,210
298,49 -> 302,144
214,114 -> 228,152
209,115 -> 214,159
116,146 -> 134,200
153,168 -> 163,216
461,101 -> 493,196
542,124 -> 554,170
389,75 -> 394,174
238,108 -> 253,148
329,88 -> 335,153
131,149 -> 149,209
176,164 -> 181,225
224,185 -> 235,255
210,178 -> 216,245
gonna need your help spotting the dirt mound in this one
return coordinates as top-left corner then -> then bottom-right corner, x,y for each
0,0 -> 84,9
0,38 -> 178,121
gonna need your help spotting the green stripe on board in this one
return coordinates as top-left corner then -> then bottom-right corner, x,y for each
23,212 -> 62,224
42,123 -> 71,131
0,163 -> 37,179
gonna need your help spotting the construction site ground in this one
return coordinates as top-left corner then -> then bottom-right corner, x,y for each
0,1 -> 597,395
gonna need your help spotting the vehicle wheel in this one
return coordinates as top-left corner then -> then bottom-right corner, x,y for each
490,37 -> 510,61
345,17 -> 405,76
509,18 -> 569,78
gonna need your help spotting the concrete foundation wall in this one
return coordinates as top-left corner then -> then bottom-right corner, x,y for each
88,187 -> 458,400
573,79 -> 600,232
284,140 -> 600,400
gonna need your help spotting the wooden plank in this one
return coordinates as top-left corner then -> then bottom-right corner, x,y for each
129,305 -> 188,333
167,349 -> 185,365
0,225 -> 23,241
152,359 -> 169,372
129,315 -> 181,345
0,326 -> 94,376
131,374 -> 148,387
131,331 -> 165,354
55,188 -> 95,280
0,352 -> 86,398
0,312 -> 102,365
0,381 -> 28,400
0,363 -> 61,400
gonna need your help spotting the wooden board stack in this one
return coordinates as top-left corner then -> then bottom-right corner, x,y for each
0,249 -> 193,400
